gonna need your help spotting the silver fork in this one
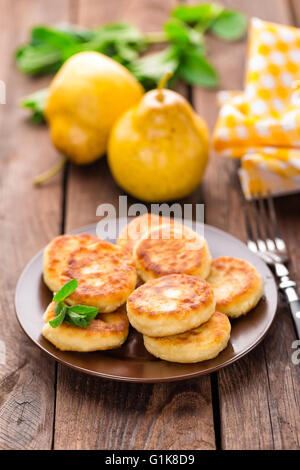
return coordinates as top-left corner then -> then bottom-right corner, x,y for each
243,191 -> 300,339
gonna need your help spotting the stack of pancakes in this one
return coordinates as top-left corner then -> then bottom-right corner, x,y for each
42,214 -> 263,363
42,234 -> 136,352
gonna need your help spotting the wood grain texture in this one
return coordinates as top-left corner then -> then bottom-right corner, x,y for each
54,373 -> 214,450
53,0 -> 216,450
290,0 -> 300,25
190,0 -> 300,450
0,0 -> 73,450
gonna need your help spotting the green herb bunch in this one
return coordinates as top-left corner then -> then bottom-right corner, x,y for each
49,279 -> 99,328
17,3 -> 246,122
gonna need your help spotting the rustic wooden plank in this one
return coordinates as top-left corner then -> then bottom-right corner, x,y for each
191,0 -> 299,449
290,0 -> 300,26
53,0 -> 216,450
0,0 -> 73,450
54,373 -> 214,450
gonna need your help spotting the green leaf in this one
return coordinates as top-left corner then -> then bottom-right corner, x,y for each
65,311 -> 91,328
31,26 -> 80,49
15,43 -> 62,75
20,87 -> 49,109
68,305 -> 99,317
179,50 -> 219,88
20,88 -> 49,123
172,3 -> 223,24
49,303 -> 67,328
67,305 -> 98,315
87,22 -> 145,58
95,22 -> 144,44
16,9 -> 247,101
164,19 -> 191,45
53,279 -> 78,303
116,43 -> 140,62
15,22 -> 146,77
16,25 -> 81,76
164,19 -> 204,47
49,300 -> 98,329
48,23 -> 94,42
129,46 -> 179,89
210,10 -> 247,40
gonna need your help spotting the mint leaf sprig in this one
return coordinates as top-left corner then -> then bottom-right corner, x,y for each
16,22 -> 146,77
17,3 -> 247,121
49,279 -> 99,329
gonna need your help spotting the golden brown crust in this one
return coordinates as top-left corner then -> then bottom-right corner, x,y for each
43,302 -> 129,351
62,240 -> 137,311
143,312 -> 231,363
127,274 -> 215,337
206,257 -> 264,318
117,213 -> 179,255
117,213 -> 163,254
43,233 -> 98,293
134,224 -> 211,282
43,234 -> 137,312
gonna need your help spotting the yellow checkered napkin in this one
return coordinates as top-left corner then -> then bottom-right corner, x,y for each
239,149 -> 300,199
213,18 -> 300,198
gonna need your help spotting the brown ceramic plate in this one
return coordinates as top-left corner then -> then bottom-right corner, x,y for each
15,219 -> 277,383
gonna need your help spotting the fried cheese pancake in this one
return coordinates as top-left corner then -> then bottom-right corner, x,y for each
134,224 -> 211,282
117,213 -> 182,255
127,274 -> 215,337
44,234 -> 137,312
117,213 -> 163,255
206,257 -> 264,318
43,233 -> 98,293
143,312 -> 231,363
42,302 -> 129,351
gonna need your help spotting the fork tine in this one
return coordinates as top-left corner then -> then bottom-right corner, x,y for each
251,197 -> 268,253
241,187 -> 289,265
257,192 -> 277,252
266,191 -> 287,253
243,198 -> 258,253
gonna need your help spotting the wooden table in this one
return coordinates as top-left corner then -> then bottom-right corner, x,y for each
0,0 -> 299,450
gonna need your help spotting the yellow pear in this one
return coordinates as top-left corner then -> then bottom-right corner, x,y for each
108,75 -> 209,202
45,51 -> 144,165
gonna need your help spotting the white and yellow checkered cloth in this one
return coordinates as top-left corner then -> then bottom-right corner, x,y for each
213,18 -> 300,199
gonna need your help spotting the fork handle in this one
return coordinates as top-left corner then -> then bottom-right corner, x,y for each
289,299 -> 300,339
279,281 -> 300,339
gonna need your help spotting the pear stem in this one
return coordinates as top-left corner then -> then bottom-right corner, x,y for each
34,156 -> 68,186
157,72 -> 173,102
